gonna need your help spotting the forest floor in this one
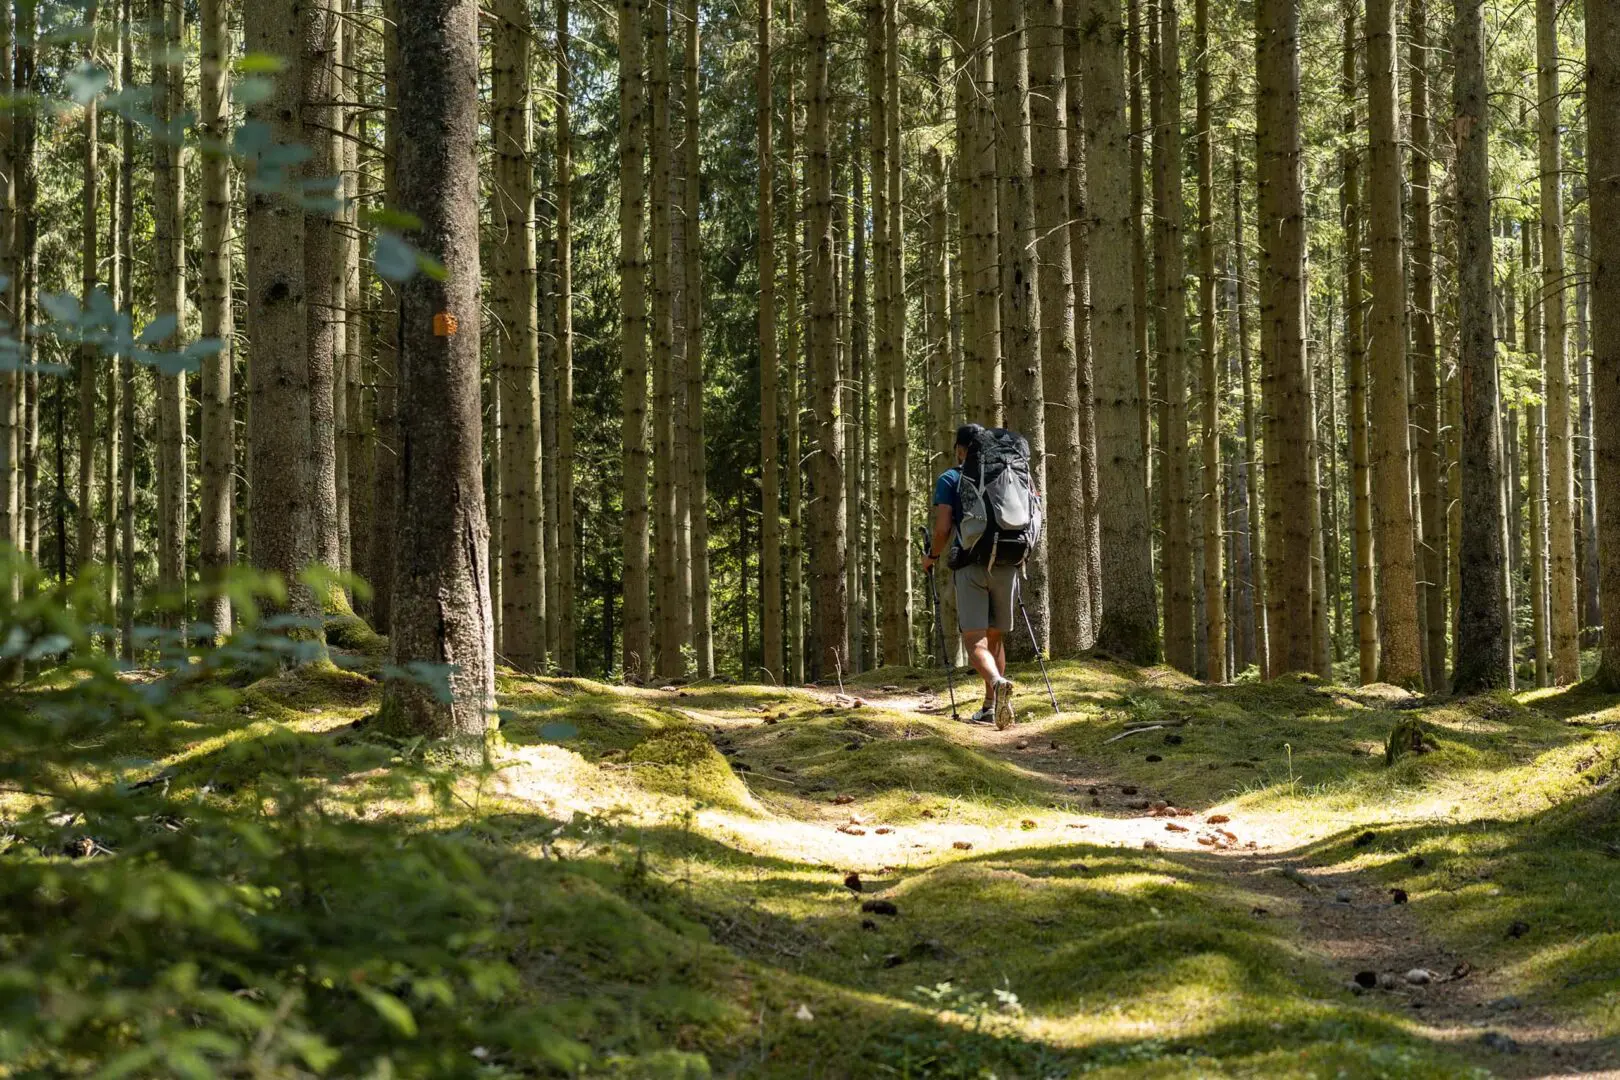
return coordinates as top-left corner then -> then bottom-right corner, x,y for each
78,647 -> 1620,1078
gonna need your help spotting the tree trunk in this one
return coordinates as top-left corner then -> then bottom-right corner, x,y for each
556,0 -> 577,672
198,0 -> 232,636
118,0 -> 133,652
492,0 -> 545,671
245,0 -> 320,634
305,0 -> 341,582
1453,0 -> 1511,691
650,2 -> 683,677
1365,0 -> 1421,687
1064,0 -> 1101,628
993,0 -> 1047,653
885,0 -> 910,666
965,0 -> 1000,422
150,0 -> 186,615
370,0 -> 401,634
0,0 -> 12,558
1342,0 -> 1376,683
851,136 -> 870,668
758,0 -> 781,682
1255,0 -> 1313,677
381,0 -> 494,737
1410,0 -> 1445,689
76,0 -> 99,577
619,0 -> 651,680
784,10 -> 804,681
1031,0 -> 1088,656
806,0 -> 847,680
1081,0 -> 1158,664
1592,0 -> 1620,686
344,2 -> 369,603
684,0 -> 712,677
1195,0 -> 1223,679
1576,178 -> 1601,634
1129,0 -> 1151,493
1536,0 -> 1579,683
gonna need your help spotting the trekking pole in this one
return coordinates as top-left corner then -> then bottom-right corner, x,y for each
918,525 -> 961,720
1016,567 -> 1060,714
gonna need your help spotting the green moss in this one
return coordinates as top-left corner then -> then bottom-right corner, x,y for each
324,613 -> 389,659
628,727 -> 754,812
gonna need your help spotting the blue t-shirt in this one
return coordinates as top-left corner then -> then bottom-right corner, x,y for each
933,468 -> 963,524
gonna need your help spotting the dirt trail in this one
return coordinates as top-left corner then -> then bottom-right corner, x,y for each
815,684 -> 1620,1079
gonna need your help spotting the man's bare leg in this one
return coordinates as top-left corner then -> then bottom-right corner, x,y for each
962,630 -> 1003,707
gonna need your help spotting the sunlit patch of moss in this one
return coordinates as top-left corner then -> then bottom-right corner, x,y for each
324,612 -> 389,659
627,728 -> 756,814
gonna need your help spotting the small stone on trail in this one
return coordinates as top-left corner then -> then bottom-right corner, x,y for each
1353,831 -> 1377,848
845,872 -> 863,892
1335,890 -> 1353,904
834,794 -> 856,805
1015,740 -> 1029,750
795,1003 -> 815,1021
1049,741 -> 1060,750
1390,888 -> 1408,904
1378,973 -> 1401,991
1020,819 -> 1037,830
1121,786 -> 1140,795
1354,971 -> 1379,989
920,809 -> 935,818
838,824 -> 867,836
1479,1032 -> 1520,1054
1088,787 -> 1099,795
952,840 -> 973,850
1145,754 -> 1163,763
1151,800 -> 1169,811
1143,840 -> 1160,851
875,827 -> 893,835
1508,920 -> 1531,939
659,685 -> 678,693
861,899 -> 899,916
1251,906 -> 1270,918
1206,814 -> 1231,824
763,717 -> 778,725
1165,822 -> 1189,833
1066,823 -> 1087,829
1488,995 -> 1524,1011
880,684 -> 902,692
1404,969 -> 1434,985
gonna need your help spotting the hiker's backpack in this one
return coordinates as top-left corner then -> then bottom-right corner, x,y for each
951,427 -> 1043,570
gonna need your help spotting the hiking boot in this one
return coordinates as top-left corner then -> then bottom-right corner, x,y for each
993,678 -> 1016,730
968,704 -> 994,725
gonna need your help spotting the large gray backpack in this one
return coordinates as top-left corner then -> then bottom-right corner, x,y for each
951,427 -> 1043,571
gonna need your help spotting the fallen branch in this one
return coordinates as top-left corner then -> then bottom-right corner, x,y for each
1104,725 -> 1167,743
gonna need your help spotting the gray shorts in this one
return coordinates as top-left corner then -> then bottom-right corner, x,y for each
954,561 -> 1019,633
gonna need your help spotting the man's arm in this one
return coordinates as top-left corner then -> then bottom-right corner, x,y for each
922,502 -> 953,572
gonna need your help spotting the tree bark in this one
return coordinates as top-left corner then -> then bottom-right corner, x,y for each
556,0 -> 577,672
1342,0 -> 1376,683
1082,0 -> 1159,664
993,0 -> 1047,653
1063,0 -> 1101,628
1592,0 -> 1620,686
199,0 -> 232,636
370,0 -> 401,634
1194,0 -> 1224,680
150,0 -> 186,615
381,0 -> 494,737
784,8 -> 804,681
0,0 -> 12,557
245,0 -> 320,634
1410,0 -> 1445,689
650,1 -> 683,676
758,0 -> 781,682
1255,0 -> 1313,677
1365,0 -> 1421,687
620,0 -> 651,680
76,0 -> 100,578
304,0 -> 341,582
1453,0 -> 1512,692
1536,0 -> 1579,684
1031,0 -> 1088,656
806,0 -> 846,680
684,0 -> 712,677
492,0 -> 545,671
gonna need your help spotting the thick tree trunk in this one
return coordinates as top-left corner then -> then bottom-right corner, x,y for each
851,141 -> 871,668
199,0 -> 232,636
1410,0 -> 1445,689
1342,0 -> 1376,683
1233,143 -> 1268,674
1064,0 -> 1101,628
1081,0 -> 1158,664
684,0 -> 712,677
1453,0 -> 1512,691
117,0 -> 133,651
806,0 -> 847,680
381,0 -> 494,737
556,0 -> 577,672
965,0 -> 1000,421
370,0 -> 401,634
492,0 -> 545,671
151,0 -> 186,615
650,4 -> 683,677
784,15 -> 804,681
1592,0 -> 1620,686
620,0 -> 651,680
1150,0 -> 1192,674
1366,0 -> 1421,687
76,1 -> 99,577
1255,0 -> 1313,678
885,0 -> 910,665
1575,186 -> 1601,634
305,0 -> 341,581
245,0 -> 320,633
0,0 -> 12,557
1031,0 -> 1088,656
1129,0 -> 1150,493
1537,0 -> 1579,684
993,0 -> 1048,653
1195,0 -> 1224,680
758,0 -> 781,682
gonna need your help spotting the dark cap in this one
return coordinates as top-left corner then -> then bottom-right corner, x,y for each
954,423 -> 985,449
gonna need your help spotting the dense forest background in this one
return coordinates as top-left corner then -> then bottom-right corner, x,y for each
1,0 -> 1618,708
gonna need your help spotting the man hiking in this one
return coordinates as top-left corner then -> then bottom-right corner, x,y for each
921,423 -> 1042,729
